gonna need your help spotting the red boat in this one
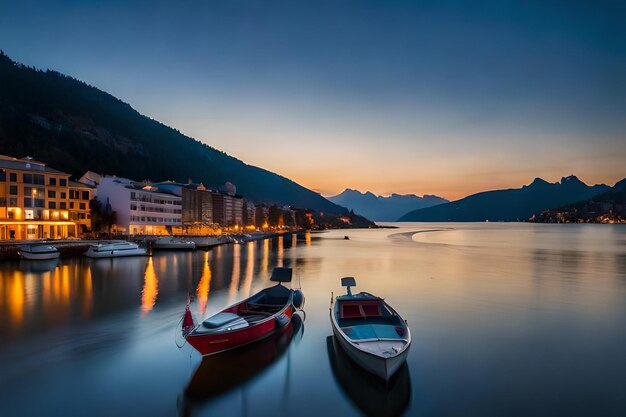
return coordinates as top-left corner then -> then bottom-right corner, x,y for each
183,267 -> 304,356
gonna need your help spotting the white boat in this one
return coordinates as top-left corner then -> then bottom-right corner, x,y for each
17,245 -> 60,260
188,236 -> 221,249
330,277 -> 411,380
152,236 -> 196,250
84,241 -> 147,258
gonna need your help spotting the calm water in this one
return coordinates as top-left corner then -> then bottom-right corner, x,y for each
1,223 -> 626,417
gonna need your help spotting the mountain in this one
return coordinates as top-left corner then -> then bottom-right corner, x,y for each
529,178 -> 626,223
0,52 -> 346,214
328,188 -> 448,221
398,175 -> 611,222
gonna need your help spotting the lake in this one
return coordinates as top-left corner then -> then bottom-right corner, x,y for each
1,223 -> 625,416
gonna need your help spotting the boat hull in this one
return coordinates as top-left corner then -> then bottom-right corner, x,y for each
85,248 -> 147,258
18,251 -> 60,260
187,306 -> 294,356
331,324 -> 409,380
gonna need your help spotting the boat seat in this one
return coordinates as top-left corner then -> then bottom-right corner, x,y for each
342,324 -> 404,341
342,304 -> 363,319
341,301 -> 382,319
201,312 -> 242,329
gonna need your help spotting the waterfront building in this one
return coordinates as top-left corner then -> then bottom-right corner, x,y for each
95,176 -> 182,235
243,200 -> 256,227
182,185 -> 213,224
255,204 -> 270,228
69,181 -> 95,234
0,154 -> 80,239
232,195 -> 244,226
211,192 -> 233,227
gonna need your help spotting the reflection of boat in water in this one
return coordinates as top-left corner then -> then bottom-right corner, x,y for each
182,313 -> 304,405
17,244 -> 60,260
84,241 -> 148,258
183,267 -> 304,356
152,236 -> 196,251
327,335 -> 411,417
18,258 -> 59,273
330,277 -> 411,380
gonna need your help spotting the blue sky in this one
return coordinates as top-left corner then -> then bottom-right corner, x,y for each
1,0 -> 625,199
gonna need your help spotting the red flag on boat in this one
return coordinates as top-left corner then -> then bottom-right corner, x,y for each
182,296 -> 194,337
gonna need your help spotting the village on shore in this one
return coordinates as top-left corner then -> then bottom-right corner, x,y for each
0,153 -> 374,257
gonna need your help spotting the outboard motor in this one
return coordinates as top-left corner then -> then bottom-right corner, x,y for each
293,289 -> 305,310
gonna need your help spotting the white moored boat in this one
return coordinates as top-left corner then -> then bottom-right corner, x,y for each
330,277 -> 411,380
17,245 -> 60,260
188,236 -> 221,249
84,241 -> 147,258
152,236 -> 196,251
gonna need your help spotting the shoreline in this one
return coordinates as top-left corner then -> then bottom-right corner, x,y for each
0,231 -> 300,260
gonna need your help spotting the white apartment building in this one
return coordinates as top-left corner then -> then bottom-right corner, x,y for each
96,176 -> 182,235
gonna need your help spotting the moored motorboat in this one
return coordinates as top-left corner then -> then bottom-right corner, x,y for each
152,236 -> 196,250
182,267 -> 305,356
188,236 -> 221,249
330,277 -> 411,380
17,244 -> 60,260
84,241 -> 148,258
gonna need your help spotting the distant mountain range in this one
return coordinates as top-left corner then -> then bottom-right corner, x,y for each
0,52 -> 346,215
399,175 -> 618,222
328,189 -> 448,221
530,178 -> 626,223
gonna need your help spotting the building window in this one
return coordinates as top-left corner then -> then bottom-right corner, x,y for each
9,185 -> 17,195
82,191 -> 89,200
9,173 -> 16,182
25,209 -> 34,220
25,187 -> 44,199
49,177 -> 57,186
60,202 -> 66,209
79,203 -> 86,210
60,178 -> 67,186
70,202 -> 74,209
23,173 -> 33,184
25,198 -> 45,208
61,192 -> 66,199
0,170 -> 5,181
9,198 -> 17,206
48,190 -> 56,198
49,202 -> 56,209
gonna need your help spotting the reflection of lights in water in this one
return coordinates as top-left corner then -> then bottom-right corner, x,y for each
293,233 -> 297,248
277,236 -> 284,267
197,252 -> 212,315
240,242 -> 255,297
141,258 -> 159,315
82,265 -> 93,318
306,231 -> 311,246
228,244 -> 241,302
9,272 -> 25,327
262,239 -> 269,274
61,265 -> 70,305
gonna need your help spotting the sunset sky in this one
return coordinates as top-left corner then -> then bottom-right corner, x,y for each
1,0 -> 625,200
